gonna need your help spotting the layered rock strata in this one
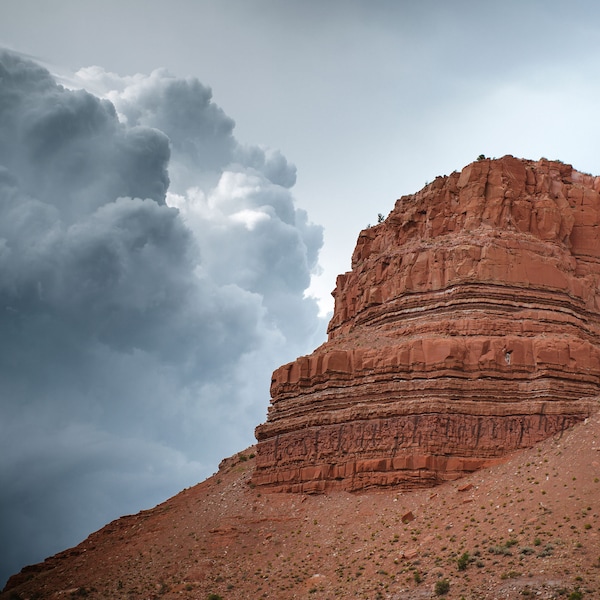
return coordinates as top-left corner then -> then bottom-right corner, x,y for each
254,156 -> 600,493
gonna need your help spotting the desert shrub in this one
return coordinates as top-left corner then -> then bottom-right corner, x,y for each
457,551 -> 470,571
537,543 -> 554,557
434,578 -> 450,595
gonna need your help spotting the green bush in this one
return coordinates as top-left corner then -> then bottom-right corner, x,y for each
434,579 -> 450,595
537,543 -> 554,557
457,551 -> 470,571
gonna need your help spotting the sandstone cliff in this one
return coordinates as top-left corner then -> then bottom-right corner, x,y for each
254,156 -> 600,492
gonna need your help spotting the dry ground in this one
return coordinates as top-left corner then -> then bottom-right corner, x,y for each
3,410 -> 600,600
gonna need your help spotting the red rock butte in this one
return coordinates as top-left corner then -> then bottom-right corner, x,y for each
253,156 -> 600,493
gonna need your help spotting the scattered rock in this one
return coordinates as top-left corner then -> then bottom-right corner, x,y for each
402,548 -> 418,560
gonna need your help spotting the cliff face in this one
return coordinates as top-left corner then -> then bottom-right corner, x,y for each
253,156 -> 600,492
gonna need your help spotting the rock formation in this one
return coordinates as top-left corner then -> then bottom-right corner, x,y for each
253,156 -> 600,493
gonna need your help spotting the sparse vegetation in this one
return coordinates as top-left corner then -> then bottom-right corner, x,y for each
434,578 -> 450,595
5,393 -> 600,600
457,551 -> 470,570
537,543 -> 554,557
488,544 -> 513,556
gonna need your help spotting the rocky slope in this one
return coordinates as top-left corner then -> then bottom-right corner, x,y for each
254,156 -> 600,493
3,410 -> 600,600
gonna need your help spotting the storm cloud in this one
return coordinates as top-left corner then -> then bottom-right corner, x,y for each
0,51 -> 324,585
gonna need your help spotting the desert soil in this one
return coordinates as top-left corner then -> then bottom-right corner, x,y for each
3,409 -> 600,600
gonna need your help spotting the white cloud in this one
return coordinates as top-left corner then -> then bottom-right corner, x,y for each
0,50 -> 325,586
230,208 -> 272,230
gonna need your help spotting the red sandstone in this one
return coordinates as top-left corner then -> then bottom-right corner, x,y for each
254,156 -> 600,492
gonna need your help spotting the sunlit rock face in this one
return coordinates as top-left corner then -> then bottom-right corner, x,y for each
254,156 -> 600,493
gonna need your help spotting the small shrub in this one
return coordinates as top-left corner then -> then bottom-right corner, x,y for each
158,582 -> 169,595
457,551 -> 470,571
434,579 -> 450,595
413,570 -> 422,584
207,594 -> 223,600
568,590 -> 583,600
537,543 -> 554,557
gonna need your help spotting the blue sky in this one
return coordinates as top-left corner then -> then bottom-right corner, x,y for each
1,0 -> 600,586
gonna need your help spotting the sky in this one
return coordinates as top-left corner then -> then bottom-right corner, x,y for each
1,0 -> 600,587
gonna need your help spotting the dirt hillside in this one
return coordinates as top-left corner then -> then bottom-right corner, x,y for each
3,404 -> 600,600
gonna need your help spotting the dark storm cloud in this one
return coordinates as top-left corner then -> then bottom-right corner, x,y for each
83,66 -> 320,340
116,70 -> 236,176
0,54 -> 171,222
0,51 -> 324,586
77,66 -> 299,192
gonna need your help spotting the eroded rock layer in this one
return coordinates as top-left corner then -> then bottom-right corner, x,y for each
254,156 -> 600,492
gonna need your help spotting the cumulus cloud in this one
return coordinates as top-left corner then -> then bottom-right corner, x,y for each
0,51 -> 324,586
